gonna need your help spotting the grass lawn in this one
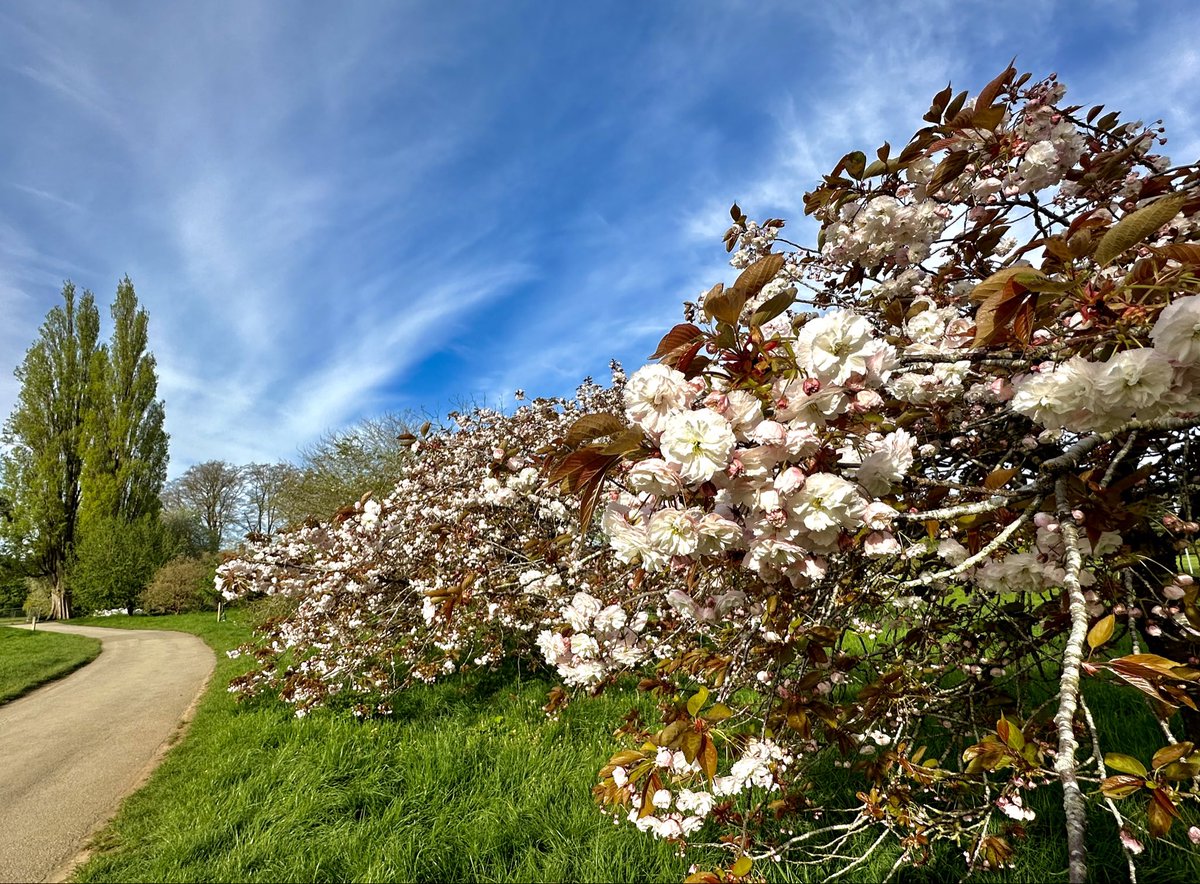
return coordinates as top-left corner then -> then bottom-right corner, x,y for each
0,625 -> 101,704
66,611 -> 714,883
63,610 -> 1200,883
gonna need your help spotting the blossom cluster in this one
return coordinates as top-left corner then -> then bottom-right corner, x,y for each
1011,296 -> 1200,432
217,374 -> 650,713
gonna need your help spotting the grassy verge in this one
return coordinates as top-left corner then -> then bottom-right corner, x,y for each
67,611 -> 712,883
0,625 -> 102,704
63,610 -> 1200,883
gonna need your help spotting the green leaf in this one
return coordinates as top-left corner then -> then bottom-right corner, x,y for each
1160,760 -> 1200,781
750,290 -> 796,327
731,856 -> 752,877
1094,193 -> 1187,266
703,703 -> 733,723
686,686 -> 710,717
838,150 -> 867,180
1105,753 -> 1148,777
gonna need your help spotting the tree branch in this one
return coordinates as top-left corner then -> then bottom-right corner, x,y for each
1052,476 -> 1091,884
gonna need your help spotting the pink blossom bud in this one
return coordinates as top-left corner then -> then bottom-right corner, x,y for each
802,377 -> 821,395
1034,512 -> 1055,528
1189,826 -> 1200,846
851,390 -> 884,413
1021,435 -> 1038,450
1072,509 -> 1085,523
1177,574 -> 1194,586
1147,623 -> 1163,636
1164,585 -> 1186,600
1120,829 -> 1145,855
774,466 -> 807,496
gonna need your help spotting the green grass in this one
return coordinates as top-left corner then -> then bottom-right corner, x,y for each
0,625 -> 102,704
67,611 -> 714,883
62,611 -> 1200,883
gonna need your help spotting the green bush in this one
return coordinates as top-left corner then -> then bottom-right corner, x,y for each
22,577 -> 52,619
140,555 -> 219,614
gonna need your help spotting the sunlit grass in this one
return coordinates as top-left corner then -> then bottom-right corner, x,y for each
63,611 -> 1200,883
68,611 -> 712,883
0,625 -> 101,704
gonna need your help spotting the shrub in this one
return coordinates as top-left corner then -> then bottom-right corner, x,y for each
141,555 -> 219,614
22,577 -> 52,619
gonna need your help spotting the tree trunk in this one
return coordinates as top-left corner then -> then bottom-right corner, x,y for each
49,576 -> 71,621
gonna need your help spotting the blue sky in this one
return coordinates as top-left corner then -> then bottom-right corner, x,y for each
1,1 -> 1198,474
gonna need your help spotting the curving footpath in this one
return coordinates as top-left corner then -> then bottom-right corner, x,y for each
0,623 -> 214,883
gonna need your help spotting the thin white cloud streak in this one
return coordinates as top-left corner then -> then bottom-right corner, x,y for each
0,2 -> 519,472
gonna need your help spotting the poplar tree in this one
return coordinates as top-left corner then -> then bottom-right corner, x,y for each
80,276 -> 169,525
1,283 -> 101,619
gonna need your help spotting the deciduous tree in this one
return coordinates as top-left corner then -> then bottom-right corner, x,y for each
1,283 -> 101,619
163,461 -> 244,552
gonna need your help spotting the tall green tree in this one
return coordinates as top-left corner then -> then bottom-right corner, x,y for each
80,276 -> 169,525
1,282 -> 101,619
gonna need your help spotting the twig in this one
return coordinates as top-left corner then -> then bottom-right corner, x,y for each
1041,416 -> 1200,477
900,497 -> 1042,589
896,496 -> 1011,522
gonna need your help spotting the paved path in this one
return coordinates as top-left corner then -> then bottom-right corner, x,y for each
0,623 -> 214,883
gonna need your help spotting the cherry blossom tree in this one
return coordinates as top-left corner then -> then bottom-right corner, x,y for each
223,66 -> 1200,882
550,66 -> 1200,883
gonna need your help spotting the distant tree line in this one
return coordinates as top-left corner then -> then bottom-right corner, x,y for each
163,412 -> 416,550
